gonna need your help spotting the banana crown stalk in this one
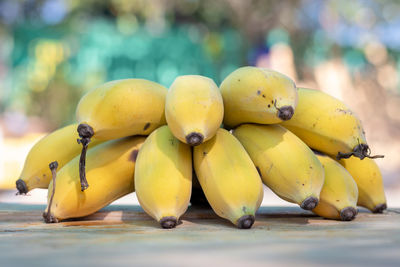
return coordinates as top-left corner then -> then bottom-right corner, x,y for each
220,66 -> 298,127
166,75 -> 224,146
281,88 -> 383,160
313,153 -> 359,221
75,79 -> 167,191
194,128 -> 264,229
233,124 -> 324,210
340,157 -> 387,213
134,125 -> 192,229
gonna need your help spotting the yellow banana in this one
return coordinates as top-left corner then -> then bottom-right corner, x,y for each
233,124 -> 324,210
339,157 -> 387,213
166,75 -> 224,146
135,126 -> 192,229
16,124 -> 102,194
75,79 -> 167,190
220,66 -> 298,128
194,128 -> 263,229
281,88 -> 382,160
313,154 -> 358,221
43,136 -> 145,223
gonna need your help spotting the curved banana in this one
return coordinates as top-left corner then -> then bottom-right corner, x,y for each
220,66 -> 298,128
135,126 -> 192,229
43,136 -> 145,223
16,124 -> 102,194
340,157 -> 387,213
75,79 -> 167,190
233,124 -> 324,210
313,153 -> 358,221
166,75 -> 224,146
281,88 -> 382,160
194,128 -> 263,229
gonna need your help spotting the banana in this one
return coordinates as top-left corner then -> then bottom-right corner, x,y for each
135,126 -> 192,229
16,124 -> 102,194
193,128 -> 263,229
43,136 -> 145,223
313,153 -> 358,221
219,66 -> 298,128
339,157 -> 387,213
233,124 -> 324,210
75,79 -> 167,190
166,75 -> 224,146
281,88 -> 382,160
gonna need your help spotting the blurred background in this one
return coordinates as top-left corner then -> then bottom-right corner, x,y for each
0,0 -> 399,205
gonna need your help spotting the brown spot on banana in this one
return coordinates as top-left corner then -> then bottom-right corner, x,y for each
130,149 -> 139,162
143,123 -> 151,131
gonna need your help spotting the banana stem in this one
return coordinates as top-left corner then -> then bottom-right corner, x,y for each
43,161 -> 58,223
336,144 -> 384,160
77,124 -> 94,191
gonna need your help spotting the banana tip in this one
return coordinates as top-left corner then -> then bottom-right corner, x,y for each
42,211 -> 58,223
16,179 -> 28,195
300,197 -> 319,210
277,106 -> 294,121
340,207 -> 357,221
237,215 -> 255,229
185,132 -> 204,146
373,203 -> 387,213
77,123 -> 94,138
160,216 -> 178,229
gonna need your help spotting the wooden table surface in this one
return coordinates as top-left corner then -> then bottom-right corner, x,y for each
0,203 -> 399,267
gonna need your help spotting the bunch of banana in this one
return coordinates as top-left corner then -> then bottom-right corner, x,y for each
220,66 -> 298,128
339,157 -> 387,213
233,124 -> 324,210
194,128 -> 263,229
16,65 -> 388,228
281,88 -> 383,160
134,126 -> 192,229
16,123 -> 103,194
43,136 -> 145,223
165,75 -> 224,146
313,153 -> 358,221
75,79 -> 167,191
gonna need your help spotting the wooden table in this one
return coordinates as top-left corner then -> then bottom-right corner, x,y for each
1,203 -> 399,266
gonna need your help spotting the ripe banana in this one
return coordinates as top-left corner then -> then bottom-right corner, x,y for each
43,136 -> 145,223
194,128 -> 263,229
219,66 -> 298,128
339,157 -> 387,213
135,126 -> 192,229
233,124 -> 324,210
75,79 -> 167,191
16,123 -> 102,194
281,88 -> 382,160
165,75 -> 224,146
313,153 -> 358,221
